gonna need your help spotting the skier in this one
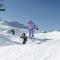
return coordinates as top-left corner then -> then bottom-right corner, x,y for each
20,33 -> 27,44
28,20 -> 38,38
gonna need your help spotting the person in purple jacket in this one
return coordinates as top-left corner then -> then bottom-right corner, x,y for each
28,20 -> 38,38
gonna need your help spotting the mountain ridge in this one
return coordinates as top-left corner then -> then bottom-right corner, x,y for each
0,20 -> 28,29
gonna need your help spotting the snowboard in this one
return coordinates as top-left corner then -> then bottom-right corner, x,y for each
27,36 -> 41,40
27,36 -> 49,44
27,36 -> 41,44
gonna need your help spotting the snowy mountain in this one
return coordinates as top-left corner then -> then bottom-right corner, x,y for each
0,21 -> 60,60
1,20 -> 28,28
0,20 -> 28,36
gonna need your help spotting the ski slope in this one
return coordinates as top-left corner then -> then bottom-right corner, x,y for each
0,21 -> 60,60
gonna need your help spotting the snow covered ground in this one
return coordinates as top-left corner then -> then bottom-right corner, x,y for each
0,21 -> 60,60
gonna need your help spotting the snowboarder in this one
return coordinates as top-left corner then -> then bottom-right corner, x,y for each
11,29 -> 15,35
20,33 -> 27,44
28,20 -> 38,38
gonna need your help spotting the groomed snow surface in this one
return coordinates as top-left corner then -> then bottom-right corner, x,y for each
0,22 -> 60,60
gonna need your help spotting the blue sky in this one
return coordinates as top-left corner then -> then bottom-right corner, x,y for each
0,0 -> 60,31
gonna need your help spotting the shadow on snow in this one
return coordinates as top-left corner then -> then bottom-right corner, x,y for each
0,34 -> 50,46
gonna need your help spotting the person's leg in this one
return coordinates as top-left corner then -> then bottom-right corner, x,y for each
23,40 -> 26,44
32,29 -> 34,38
23,38 -> 27,44
29,29 -> 31,37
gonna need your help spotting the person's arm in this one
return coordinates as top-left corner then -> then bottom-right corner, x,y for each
20,36 -> 23,38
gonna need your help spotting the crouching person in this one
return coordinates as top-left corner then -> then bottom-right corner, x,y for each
20,33 -> 27,44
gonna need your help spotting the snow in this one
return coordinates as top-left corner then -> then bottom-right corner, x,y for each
0,21 -> 60,60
